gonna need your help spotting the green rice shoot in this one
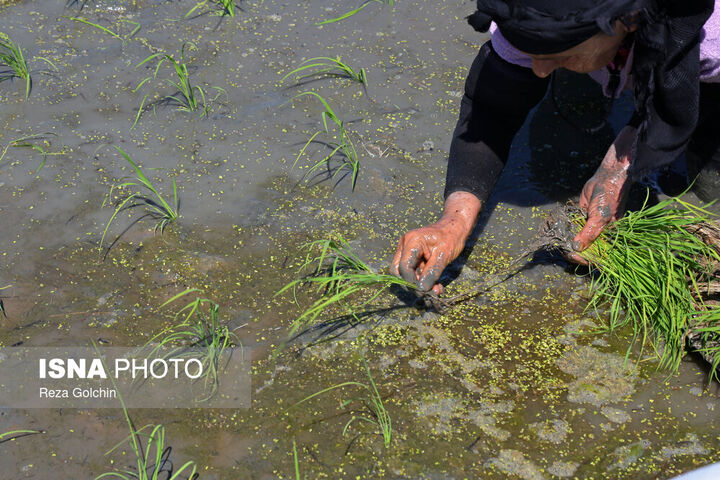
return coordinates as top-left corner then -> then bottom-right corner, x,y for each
276,236 -> 416,337
0,31 -> 56,99
576,194 -> 720,371
64,16 -> 141,44
100,146 -> 179,251
133,42 -> 227,127
291,91 -> 361,189
186,0 -> 237,18
315,0 -> 394,25
287,349 -> 391,447
0,429 -> 42,443
292,440 -> 301,479
0,132 -> 65,173
141,288 -> 239,402
93,343 -> 199,480
282,56 -> 367,86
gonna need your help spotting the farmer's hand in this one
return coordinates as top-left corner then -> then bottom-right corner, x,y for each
391,191 -> 482,295
570,125 -> 636,265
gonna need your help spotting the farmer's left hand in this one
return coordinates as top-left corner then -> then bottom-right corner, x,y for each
569,125 -> 636,265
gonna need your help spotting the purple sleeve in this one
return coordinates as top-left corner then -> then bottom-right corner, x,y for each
700,7 -> 720,83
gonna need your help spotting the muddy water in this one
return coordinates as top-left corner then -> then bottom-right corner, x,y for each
1,0 -> 719,479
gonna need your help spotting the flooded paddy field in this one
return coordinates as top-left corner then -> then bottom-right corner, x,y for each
0,0 -> 719,479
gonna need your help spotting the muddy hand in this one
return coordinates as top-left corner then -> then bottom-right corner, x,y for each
572,126 -> 636,263
391,191 -> 482,295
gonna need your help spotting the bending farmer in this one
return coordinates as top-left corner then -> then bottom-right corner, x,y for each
392,0 -> 720,293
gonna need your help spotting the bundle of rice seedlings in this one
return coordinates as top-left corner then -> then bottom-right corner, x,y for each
543,195 -> 720,375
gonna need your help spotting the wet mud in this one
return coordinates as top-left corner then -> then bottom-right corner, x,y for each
1,0 -> 719,479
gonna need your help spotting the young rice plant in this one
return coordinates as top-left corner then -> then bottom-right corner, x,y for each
315,0 -> 394,25
277,236 -> 416,336
141,288 -> 239,402
64,16 -> 141,44
0,31 -> 56,99
287,349 -> 391,447
186,0 -> 237,18
133,42 -> 227,127
292,92 -> 361,189
282,56 -> 367,86
101,146 -> 179,252
93,344 -> 199,480
0,132 -> 64,173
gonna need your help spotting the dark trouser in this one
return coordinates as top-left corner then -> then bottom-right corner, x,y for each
686,82 -> 720,203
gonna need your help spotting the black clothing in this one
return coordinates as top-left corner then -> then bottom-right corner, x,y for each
444,42 -> 548,203
444,41 -> 720,204
464,0 -> 715,181
468,0 -> 644,54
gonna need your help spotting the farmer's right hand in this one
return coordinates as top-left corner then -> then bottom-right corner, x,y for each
391,191 -> 482,295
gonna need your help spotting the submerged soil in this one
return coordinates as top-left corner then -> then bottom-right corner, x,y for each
1,1 -> 719,479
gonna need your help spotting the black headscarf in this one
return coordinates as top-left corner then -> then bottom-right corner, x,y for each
467,0 -> 715,180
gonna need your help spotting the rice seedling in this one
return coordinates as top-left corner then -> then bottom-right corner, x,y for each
186,0 -> 237,18
0,133 -> 63,173
276,236 -> 416,336
141,288 -> 239,401
133,42 -> 227,127
100,146 -> 179,252
93,344 -> 199,480
64,16 -> 141,44
0,429 -> 42,443
291,91 -> 361,189
0,31 -> 56,99
282,56 -> 367,86
315,0 -> 394,26
559,194 -> 720,371
292,440 -> 301,480
287,349 -> 391,447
